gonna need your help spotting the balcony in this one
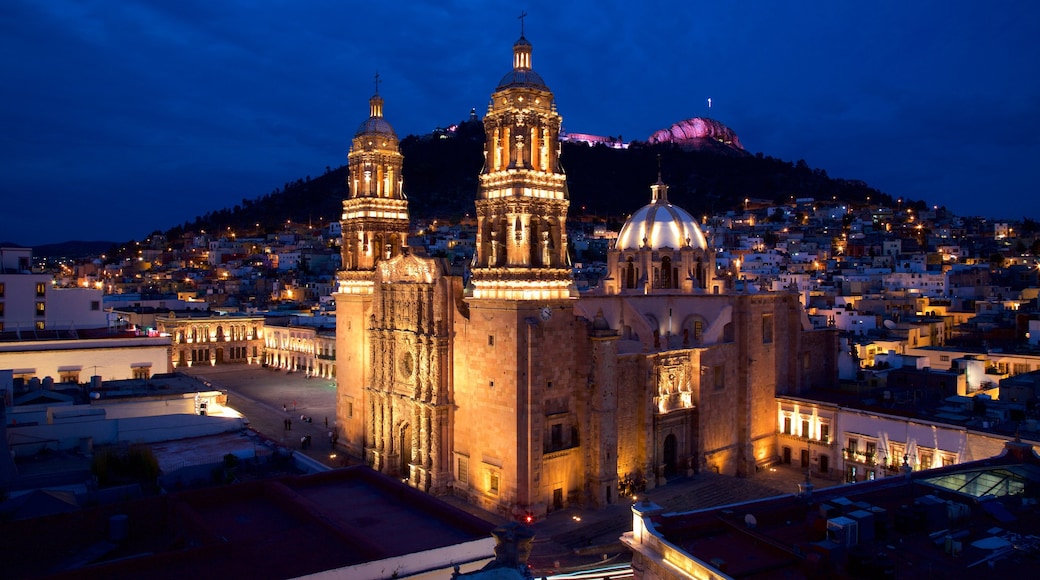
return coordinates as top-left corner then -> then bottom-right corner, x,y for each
777,431 -> 834,450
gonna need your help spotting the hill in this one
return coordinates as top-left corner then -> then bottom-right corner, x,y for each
155,117 -> 894,243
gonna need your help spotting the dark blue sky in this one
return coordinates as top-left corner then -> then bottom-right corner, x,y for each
3,1 -> 1039,247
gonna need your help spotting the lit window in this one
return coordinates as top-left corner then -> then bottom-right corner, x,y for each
489,471 -> 500,495
36,301 -> 46,316
457,457 -> 469,484
36,282 -> 46,297
35,321 -> 45,330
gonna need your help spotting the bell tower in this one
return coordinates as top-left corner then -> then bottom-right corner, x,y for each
468,28 -> 574,300
336,79 -> 409,458
453,22 -> 581,519
340,76 -> 409,291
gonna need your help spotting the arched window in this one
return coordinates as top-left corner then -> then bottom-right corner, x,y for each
625,257 -> 636,289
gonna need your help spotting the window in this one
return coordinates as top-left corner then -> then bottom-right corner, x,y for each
347,401 -> 354,419
820,424 -> 830,443
801,420 -> 810,438
36,301 -> 46,316
35,321 -> 44,330
546,380 -> 553,389
713,365 -> 725,390
939,355 -> 950,362
90,301 -> 100,311
457,456 -> 469,484
783,416 -> 792,434
0,282 -> 4,297
847,438 -> 859,454
489,471 -> 500,495
489,380 -> 494,389
762,314 -> 774,343
488,335 -> 495,346
0,302 -> 4,317
551,424 -> 562,449
132,367 -> 151,380
59,371 -> 80,383
36,282 -> 46,297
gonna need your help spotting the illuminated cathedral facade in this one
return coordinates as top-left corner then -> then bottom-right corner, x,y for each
335,32 -> 837,518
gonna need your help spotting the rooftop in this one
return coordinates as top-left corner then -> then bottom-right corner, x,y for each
629,441 -> 1040,578
1,466 -> 496,578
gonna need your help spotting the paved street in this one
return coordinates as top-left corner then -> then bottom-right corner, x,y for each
178,364 -> 345,467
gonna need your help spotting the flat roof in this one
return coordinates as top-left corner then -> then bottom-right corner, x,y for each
1,466 -> 496,578
645,442 -> 1040,578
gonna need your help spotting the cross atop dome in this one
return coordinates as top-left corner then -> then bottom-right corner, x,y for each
369,72 -> 384,119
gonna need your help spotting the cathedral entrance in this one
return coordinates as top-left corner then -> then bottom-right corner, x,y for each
399,423 -> 413,480
663,434 -> 678,477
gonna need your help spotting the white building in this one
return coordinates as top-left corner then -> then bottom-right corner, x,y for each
1,247 -> 108,332
776,396 -> 1027,484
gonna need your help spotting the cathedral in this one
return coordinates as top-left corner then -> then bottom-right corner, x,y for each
334,31 -> 837,518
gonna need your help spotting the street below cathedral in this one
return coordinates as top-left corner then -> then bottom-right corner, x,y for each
177,363 -> 840,576
178,364 -> 345,468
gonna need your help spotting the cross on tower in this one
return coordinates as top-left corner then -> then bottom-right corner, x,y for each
374,72 -> 381,95
518,10 -> 527,36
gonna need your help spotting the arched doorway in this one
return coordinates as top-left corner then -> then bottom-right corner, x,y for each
663,434 -> 678,477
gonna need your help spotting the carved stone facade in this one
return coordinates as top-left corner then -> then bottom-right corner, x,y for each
157,312 -> 264,368
335,30 -> 839,519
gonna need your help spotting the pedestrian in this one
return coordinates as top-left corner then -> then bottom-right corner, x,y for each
324,416 -> 328,428
283,403 -> 287,413
288,419 -> 292,431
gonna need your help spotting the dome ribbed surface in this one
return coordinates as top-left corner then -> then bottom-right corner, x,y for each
616,201 -> 707,251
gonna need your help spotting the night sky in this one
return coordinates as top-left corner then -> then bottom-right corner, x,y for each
3,1 -> 1039,247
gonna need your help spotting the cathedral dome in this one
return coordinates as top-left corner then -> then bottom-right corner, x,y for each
616,178 -> 708,251
355,116 -> 397,138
